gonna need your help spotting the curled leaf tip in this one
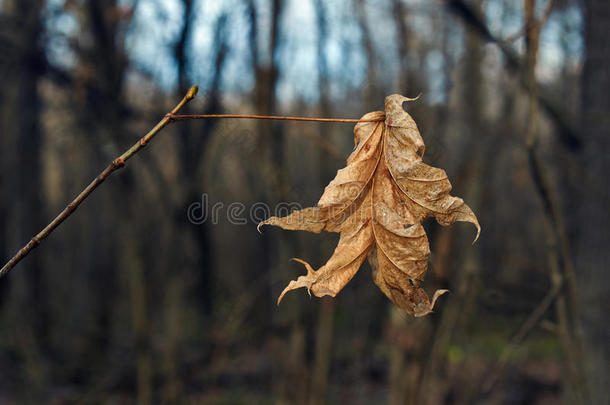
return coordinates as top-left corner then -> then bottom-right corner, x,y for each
472,222 -> 481,245
384,93 -> 422,108
414,289 -> 449,317
290,258 -> 316,276
277,259 -> 318,305
277,278 -> 313,305
276,291 -> 285,306
256,221 -> 266,234
431,289 -> 449,308
411,93 -> 422,102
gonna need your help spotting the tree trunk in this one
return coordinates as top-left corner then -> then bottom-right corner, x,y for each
309,3 -> 335,404
0,2 -> 47,398
575,0 -> 610,402
356,0 -> 379,106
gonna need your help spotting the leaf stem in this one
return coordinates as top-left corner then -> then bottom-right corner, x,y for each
168,114 -> 383,123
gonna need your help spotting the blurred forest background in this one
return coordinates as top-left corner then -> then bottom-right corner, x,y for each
1,0 -> 609,403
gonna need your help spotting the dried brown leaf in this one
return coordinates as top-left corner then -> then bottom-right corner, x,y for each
259,95 -> 480,317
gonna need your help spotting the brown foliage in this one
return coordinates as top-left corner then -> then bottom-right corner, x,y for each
259,95 -> 480,316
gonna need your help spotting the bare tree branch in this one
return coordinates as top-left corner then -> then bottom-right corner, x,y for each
445,0 -> 582,150
0,86 -> 199,279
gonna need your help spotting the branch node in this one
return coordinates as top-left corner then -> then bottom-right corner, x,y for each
113,157 -> 125,168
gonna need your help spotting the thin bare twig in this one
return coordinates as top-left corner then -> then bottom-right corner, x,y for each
0,88 -> 384,279
480,1 -> 586,399
445,0 -> 581,150
0,86 -> 199,279
521,1 -> 587,401
501,0 -> 554,43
